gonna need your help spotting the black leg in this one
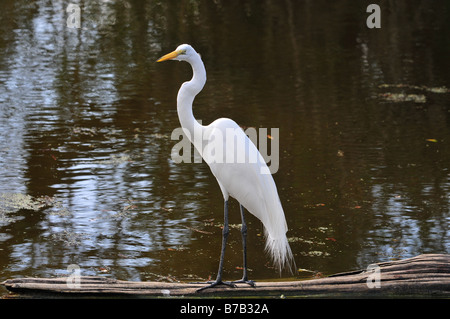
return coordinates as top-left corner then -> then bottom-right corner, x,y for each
197,200 -> 236,292
232,205 -> 255,287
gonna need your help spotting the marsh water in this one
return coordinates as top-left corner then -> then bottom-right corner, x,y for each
0,1 -> 449,287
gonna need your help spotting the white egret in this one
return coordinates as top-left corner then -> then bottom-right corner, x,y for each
157,44 -> 295,291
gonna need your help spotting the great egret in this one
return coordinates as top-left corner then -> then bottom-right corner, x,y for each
157,44 -> 294,291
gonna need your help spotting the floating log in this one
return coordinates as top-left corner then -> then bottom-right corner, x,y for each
2,254 -> 449,298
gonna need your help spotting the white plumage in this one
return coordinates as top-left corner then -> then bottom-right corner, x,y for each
157,44 -> 294,290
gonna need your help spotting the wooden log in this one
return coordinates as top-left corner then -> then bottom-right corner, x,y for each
2,254 -> 449,298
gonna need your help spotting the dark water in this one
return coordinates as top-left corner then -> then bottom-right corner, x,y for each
0,0 -> 449,287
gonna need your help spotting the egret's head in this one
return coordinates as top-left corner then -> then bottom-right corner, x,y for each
157,44 -> 198,63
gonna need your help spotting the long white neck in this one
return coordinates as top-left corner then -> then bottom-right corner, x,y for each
177,54 -> 206,147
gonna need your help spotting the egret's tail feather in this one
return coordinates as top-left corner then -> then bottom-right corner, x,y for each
264,231 -> 296,275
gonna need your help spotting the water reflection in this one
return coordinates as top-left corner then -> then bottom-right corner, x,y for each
0,1 -> 449,285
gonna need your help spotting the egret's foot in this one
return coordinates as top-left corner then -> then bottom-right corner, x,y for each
232,279 -> 256,288
196,280 -> 236,292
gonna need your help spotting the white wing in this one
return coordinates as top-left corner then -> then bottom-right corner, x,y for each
201,118 -> 293,272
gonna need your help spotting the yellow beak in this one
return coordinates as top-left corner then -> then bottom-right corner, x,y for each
156,49 -> 182,62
